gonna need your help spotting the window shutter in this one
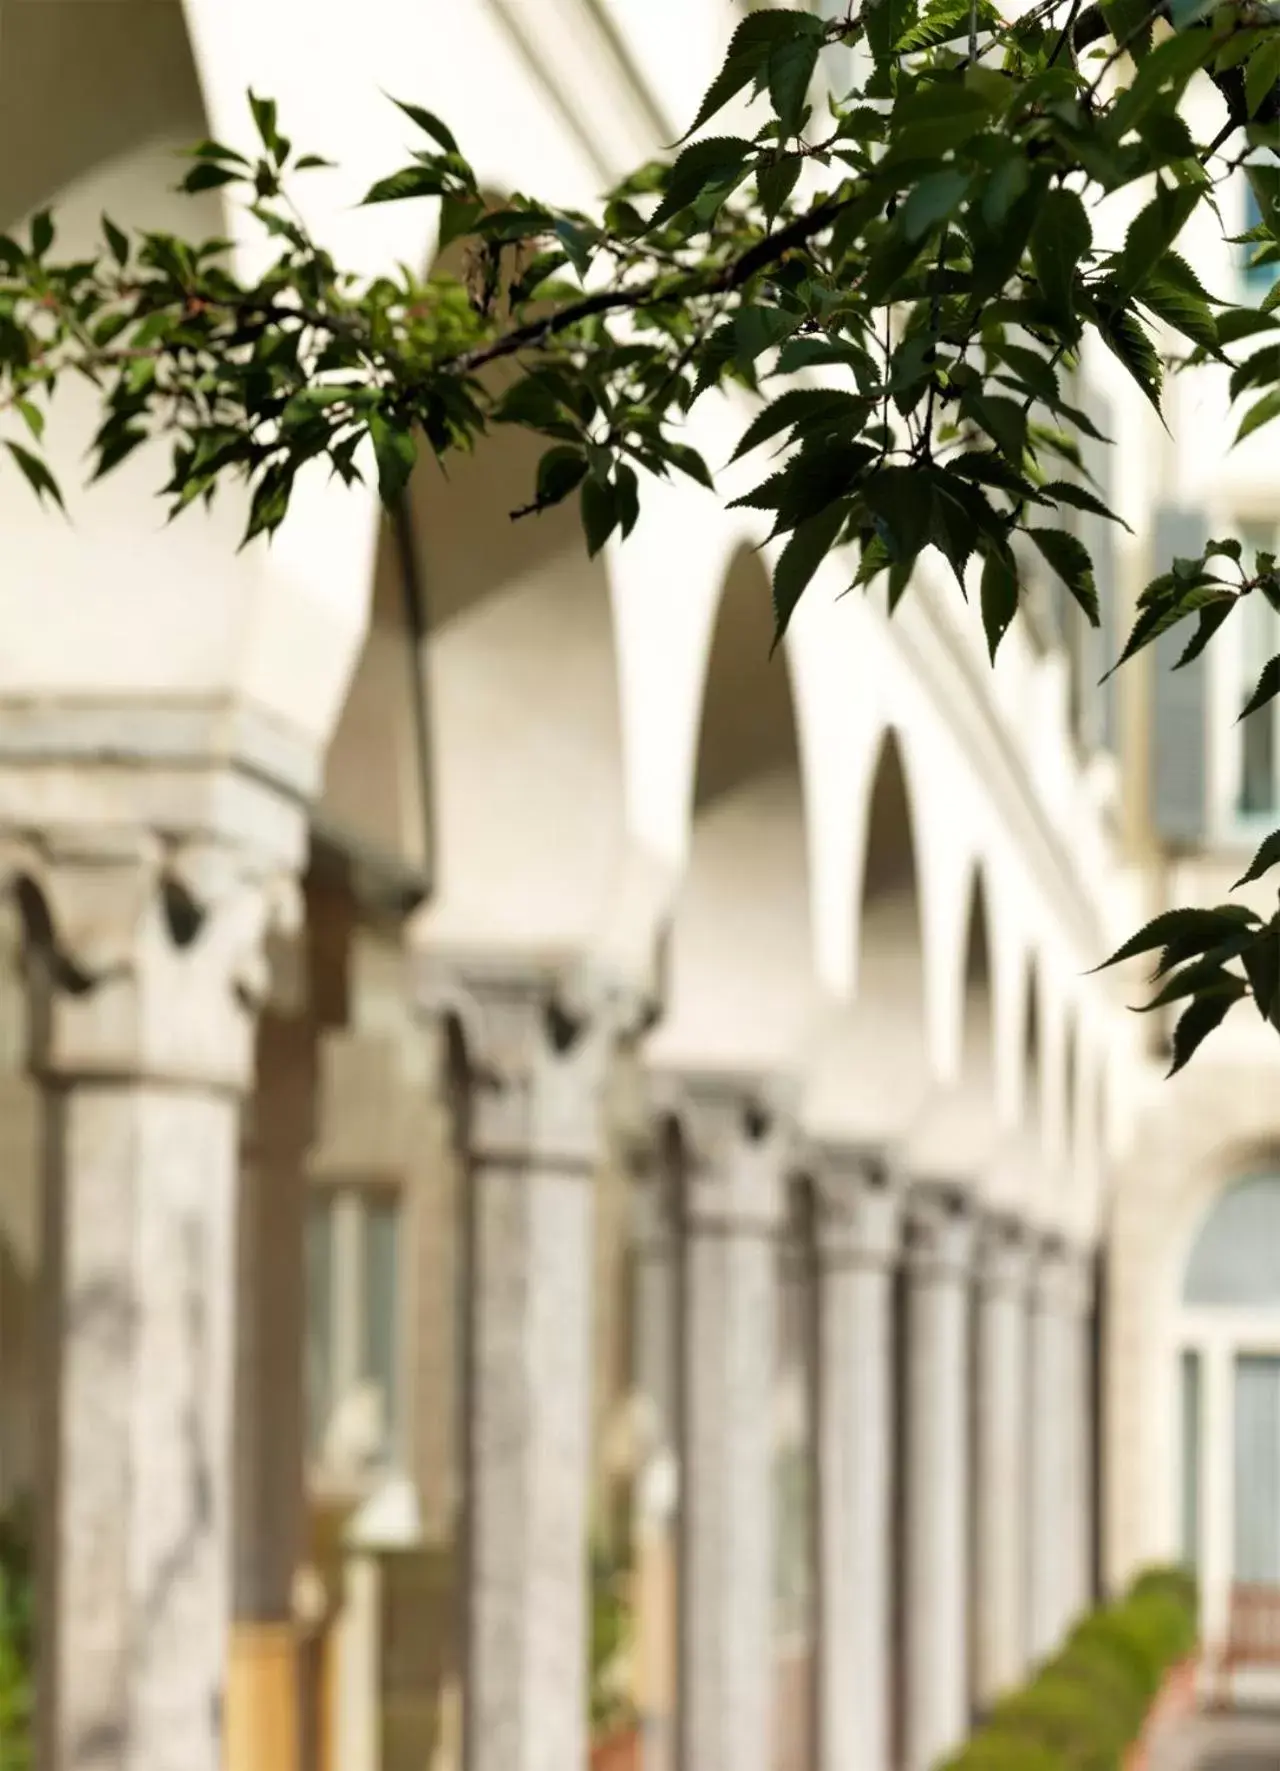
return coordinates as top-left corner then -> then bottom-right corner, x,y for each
1151,504 -> 1209,845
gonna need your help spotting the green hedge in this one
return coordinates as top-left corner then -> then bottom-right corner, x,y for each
0,1503 -> 32,1771
942,1568 -> 1197,1771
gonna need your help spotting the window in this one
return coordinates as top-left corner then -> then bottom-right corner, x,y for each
1234,525 -> 1280,820
306,1186 -> 404,1480
1180,1349 -> 1201,1571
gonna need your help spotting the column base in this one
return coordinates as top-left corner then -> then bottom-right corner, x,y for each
225,1621 -> 301,1771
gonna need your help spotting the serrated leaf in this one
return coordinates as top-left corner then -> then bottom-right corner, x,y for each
1115,184 -> 1200,301
678,10 -> 821,143
1242,926 -> 1280,1025
980,547 -> 1019,662
1240,653 -> 1280,722
649,137 -> 755,231
1094,905 -> 1260,971
772,502 -> 847,642
1167,986 -> 1244,1076
730,388 -> 867,462
1028,526 -> 1098,623
769,34 -> 820,137
1237,830 -> 1280,889
1030,188 -> 1091,332
758,155 -> 802,226
1097,305 -> 1163,412
1173,595 -> 1235,669
1039,480 -> 1130,530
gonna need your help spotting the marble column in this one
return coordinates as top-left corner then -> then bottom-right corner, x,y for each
8,817 -> 303,1771
419,957 -> 634,1771
1059,1250 -> 1095,1633
227,1005 -> 317,1771
666,1075 -> 790,1771
808,1146 -> 900,1771
1027,1239 -> 1077,1663
972,1217 -> 1034,1710
902,1188 -> 976,1771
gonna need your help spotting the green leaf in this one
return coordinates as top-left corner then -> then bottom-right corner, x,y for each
1237,386 -> 1280,444
1030,188 -> 1092,331
102,215 -> 129,266
664,443 -> 715,489
730,388 -> 867,462
1240,653 -> 1280,722
1039,480 -> 1130,530
1114,182 -> 1200,301
15,400 -> 43,444
768,34 -> 820,137
649,137 -> 754,230
615,464 -> 641,539
389,97 -> 460,154
1217,308 -> 1280,346
248,91 -> 282,157
363,165 -> 451,205
981,547 -> 1020,662
883,82 -> 993,166
29,211 -> 53,259
1236,830 -> 1280,889
439,194 -> 484,249
368,410 -> 418,504
581,474 -> 618,556
1028,527 -> 1098,623
734,303 -> 801,369
1173,595 -> 1235,669
679,10 -> 822,142
180,161 -> 242,193
758,155 -> 802,226
961,392 -> 1027,465
902,169 -> 971,241
1242,926 -> 1280,1026
1094,905 -> 1260,971
1247,38 -> 1280,118
1097,305 -> 1163,412
536,446 -> 588,509
772,502 -> 847,642
4,440 -> 64,512
1167,986 -> 1245,1077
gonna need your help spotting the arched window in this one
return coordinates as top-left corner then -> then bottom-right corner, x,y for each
1184,1175 -> 1280,1307
1179,1173 -> 1280,1644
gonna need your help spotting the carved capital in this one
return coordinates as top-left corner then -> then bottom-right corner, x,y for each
805,1140 -> 902,1268
904,1183 -> 976,1282
1031,1237 -> 1095,1316
1,828 -> 301,1092
654,1068 -> 795,1235
416,951 -> 649,1172
975,1214 -> 1037,1300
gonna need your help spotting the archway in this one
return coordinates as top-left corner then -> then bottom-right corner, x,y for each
1177,1173 -> 1280,1669
649,542 -> 819,1771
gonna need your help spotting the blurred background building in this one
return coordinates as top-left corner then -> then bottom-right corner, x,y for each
0,4 -> 1278,1771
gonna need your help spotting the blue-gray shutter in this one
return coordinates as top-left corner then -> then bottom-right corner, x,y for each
1151,504 -> 1209,845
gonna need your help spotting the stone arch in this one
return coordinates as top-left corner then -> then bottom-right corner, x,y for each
649,544 -> 817,1074
854,729 -> 929,1074
959,865 -> 997,1095
1021,954 -> 1047,1138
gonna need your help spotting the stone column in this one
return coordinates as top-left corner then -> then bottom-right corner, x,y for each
419,957 -> 634,1771
227,1006 -> 317,1771
1059,1249 -> 1095,1633
666,1075 -> 790,1771
1027,1240 -> 1075,1663
808,1146 -> 900,1771
8,818 -> 302,1771
972,1217 -> 1034,1710
902,1188 -> 975,1771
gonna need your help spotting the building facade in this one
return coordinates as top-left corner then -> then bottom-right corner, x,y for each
0,4 -> 1275,1771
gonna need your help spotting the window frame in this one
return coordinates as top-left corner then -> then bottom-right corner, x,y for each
305,1173 -> 409,1492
